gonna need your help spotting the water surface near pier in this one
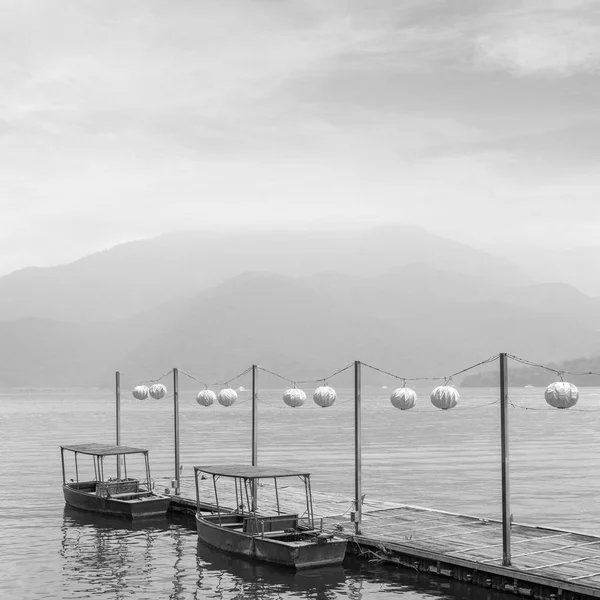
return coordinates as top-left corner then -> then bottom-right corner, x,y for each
2,386 -> 599,599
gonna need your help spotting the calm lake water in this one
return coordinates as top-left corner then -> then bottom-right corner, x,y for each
2,384 -> 600,599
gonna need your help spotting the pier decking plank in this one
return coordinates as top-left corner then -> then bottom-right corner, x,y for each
172,477 -> 600,599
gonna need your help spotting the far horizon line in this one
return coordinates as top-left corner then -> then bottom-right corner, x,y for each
1,222 -> 596,279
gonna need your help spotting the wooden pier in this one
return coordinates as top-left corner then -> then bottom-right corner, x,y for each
169,478 -> 600,600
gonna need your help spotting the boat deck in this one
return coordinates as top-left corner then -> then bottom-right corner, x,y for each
171,478 -> 600,598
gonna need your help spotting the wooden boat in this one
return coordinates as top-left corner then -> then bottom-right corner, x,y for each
193,465 -> 347,569
60,443 -> 171,519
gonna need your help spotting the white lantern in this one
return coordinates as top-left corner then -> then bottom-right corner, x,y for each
283,388 -> 307,408
196,389 -> 217,407
545,381 -> 579,409
132,385 -> 149,400
313,386 -> 336,408
149,383 -> 167,399
430,385 -> 459,410
218,388 -> 238,407
390,387 -> 417,410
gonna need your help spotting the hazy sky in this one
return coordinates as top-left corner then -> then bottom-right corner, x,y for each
1,0 -> 599,275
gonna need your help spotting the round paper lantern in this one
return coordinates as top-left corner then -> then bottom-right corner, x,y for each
430,385 -> 459,410
218,388 -> 238,407
196,389 -> 217,407
149,383 -> 167,399
545,381 -> 579,409
283,388 -> 307,408
313,385 -> 336,408
132,385 -> 149,400
390,387 -> 417,410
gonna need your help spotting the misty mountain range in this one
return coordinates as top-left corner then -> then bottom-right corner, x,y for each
1,226 -> 599,389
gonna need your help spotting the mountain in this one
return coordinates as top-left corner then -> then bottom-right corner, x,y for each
498,283 -> 600,328
502,245 -> 600,297
3,271 -> 599,389
462,355 -> 600,387
0,225 -> 530,323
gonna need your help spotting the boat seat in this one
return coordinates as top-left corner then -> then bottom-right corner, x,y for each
108,491 -> 151,499
243,514 -> 299,534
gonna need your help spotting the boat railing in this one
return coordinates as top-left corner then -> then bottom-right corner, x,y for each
243,514 -> 299,535
97,479 -> 140,498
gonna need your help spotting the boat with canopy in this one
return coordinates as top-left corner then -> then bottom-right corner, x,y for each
60,443 -> 170,519
194,464 -> 347,569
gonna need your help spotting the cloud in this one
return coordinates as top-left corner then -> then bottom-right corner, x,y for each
472,1 -> 600,76
1,0 -> 600,274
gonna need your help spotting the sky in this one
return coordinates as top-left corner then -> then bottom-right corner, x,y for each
1,0 -> 599,275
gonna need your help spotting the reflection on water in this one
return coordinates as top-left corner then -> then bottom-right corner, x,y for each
196,538 -> 346,600
61,507 -> 173,599
59,508 -> 511,600
3,388 -> 564,599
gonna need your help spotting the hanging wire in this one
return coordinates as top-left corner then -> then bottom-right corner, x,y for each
508,354 -> 600,378
296,362 -> 355,384
362,354 -> 499,383
177,366 -> 252,388
146,369 -> 174,384
256,366 -> 295,385
178,369 -> 208,387
211,366 -> 253,388
257,363 -> 354,387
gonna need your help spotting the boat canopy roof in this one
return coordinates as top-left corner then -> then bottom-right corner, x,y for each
60,443 -> 149,456
194,464 -> 310,479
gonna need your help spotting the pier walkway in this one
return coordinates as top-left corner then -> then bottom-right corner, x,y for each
170,478 -> 600,600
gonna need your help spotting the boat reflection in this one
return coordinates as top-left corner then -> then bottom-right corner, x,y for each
62,505 -> 169,530
61,506 -> 172,598
196,538 -> 347,600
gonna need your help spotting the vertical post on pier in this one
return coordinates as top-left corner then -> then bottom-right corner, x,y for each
252,365 -> 258,466
173,367 -> 180,495
500,352 -> 511,565
354,360 -> 362,535
251,364 -> 258,511
116,371 -> 121,480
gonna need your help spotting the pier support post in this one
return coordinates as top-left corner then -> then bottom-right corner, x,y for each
174,367 -> 180,495
500,352 -> 512,565
251,364 -> 258,511
116,371 -> 121,479
354,360 -> 362,535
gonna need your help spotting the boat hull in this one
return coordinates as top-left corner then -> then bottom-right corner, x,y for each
63,484 -> 170,519
196,515 -> 347,569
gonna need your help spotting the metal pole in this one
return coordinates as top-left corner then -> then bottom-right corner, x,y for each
116,371 -> 121,479
354,360 -> 362,535
174,367 -> 180,495
500,352 -> 512,565
251,365 -> 258,511
252,364 -> 258,466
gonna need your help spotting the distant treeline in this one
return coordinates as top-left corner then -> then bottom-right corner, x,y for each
461,356 -> 600,387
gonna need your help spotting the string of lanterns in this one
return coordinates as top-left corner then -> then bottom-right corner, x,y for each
130,363 -> 580,411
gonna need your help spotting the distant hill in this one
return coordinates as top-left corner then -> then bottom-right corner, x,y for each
508,245 -> 600,298
498,283 -> 600,327
462,355 -> 600,387
2,271 -> 600,389
0,225 -> 530,323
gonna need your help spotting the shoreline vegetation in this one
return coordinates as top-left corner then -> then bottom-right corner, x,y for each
462,356 -> 600,387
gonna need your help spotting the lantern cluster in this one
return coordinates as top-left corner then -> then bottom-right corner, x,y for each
193,388 -> 239,407
388,384 -> 460,411
274,385 -> 339,408
131,383 -> 167,400
545,381 -> 579,409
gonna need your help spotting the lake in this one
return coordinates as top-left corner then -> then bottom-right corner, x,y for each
2,384 -> 600,599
